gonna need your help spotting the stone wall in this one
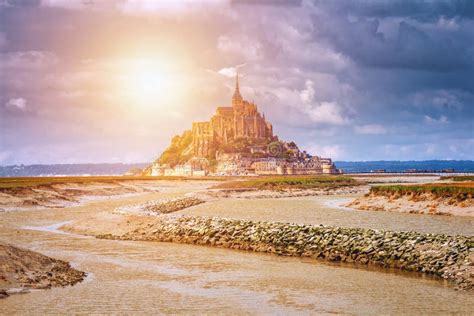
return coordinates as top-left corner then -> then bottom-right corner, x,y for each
98,215 -> 473,290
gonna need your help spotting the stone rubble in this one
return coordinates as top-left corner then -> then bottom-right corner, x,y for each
115,197 -> 205,216
98,215 -> 473,290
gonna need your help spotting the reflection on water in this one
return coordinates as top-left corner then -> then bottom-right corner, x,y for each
22,221 -> 75,235
1,192 -> 473,314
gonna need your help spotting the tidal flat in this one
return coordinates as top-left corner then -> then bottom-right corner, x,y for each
0,176 -> 473,314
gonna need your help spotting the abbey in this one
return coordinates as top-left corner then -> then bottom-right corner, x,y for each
192,74 -> 273,156
142,73 -> 340,176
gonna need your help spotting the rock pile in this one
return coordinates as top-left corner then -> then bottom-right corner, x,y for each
143,197 -> 205,214
116,197 -> 205,216
98,215 -> 473,290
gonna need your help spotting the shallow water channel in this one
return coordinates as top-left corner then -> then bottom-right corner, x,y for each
1,191 -> 473,314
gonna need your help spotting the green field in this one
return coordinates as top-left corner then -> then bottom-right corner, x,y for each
214,175 -> 358,190
0,176 -> 228,189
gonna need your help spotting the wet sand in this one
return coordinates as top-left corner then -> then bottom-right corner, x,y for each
0,179 -> 216,211
1,179 -> 473,313
179,195 -> 474,236
0,180 -> 473,313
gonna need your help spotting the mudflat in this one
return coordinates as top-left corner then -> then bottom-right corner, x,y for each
1,176 -> 473,314
0,177 -> 218,211
0,243 -> 86,298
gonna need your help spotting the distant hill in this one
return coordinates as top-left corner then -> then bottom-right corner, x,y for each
335,160 -> 474,173
0,163 -> 149,177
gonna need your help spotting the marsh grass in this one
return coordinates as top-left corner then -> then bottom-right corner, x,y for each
214,175 -> 358,191
0,176 -> 228,189
370,183 -> 474,200
440,176 -> 474,181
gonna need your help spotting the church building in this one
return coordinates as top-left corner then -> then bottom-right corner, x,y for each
192,74 -> 273,156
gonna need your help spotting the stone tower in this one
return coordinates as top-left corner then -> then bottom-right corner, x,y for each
192,72 -> 273,157
232,72 -> 243,111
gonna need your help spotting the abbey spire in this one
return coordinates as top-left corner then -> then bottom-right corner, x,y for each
232,71 -> 243,106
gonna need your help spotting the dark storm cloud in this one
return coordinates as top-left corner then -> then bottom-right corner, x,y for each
315,0 -> 474,20
310,7 -> 474,71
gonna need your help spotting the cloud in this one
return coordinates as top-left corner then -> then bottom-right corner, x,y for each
437,16 -> 460,30
0,51 -> 58,70
300,79 -> 315,104
431,91 -> 463,109
217,67 -> 236,78
299,80 -> 350,125
424,115 -> 449,124
311,10 -> 474,71
0,150 -> 12,164
307,144 -> 344,159
413,90 -> 464,110
0,32 -> 6,49
3,0 -> 41,8
217,35 -> 262,61
5,97 -> 27,111
354,124 -> 387,134
40,0 -> 122,11
304,102 -> 350,125
119,0 -> 231,15
119,0 -> 190,14
0,0 -> 473,163
41,0 -> 88,9
217,64 -> 246,78
317,0 -> 474,20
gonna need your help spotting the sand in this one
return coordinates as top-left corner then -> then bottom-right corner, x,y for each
0,177 -> 473,313
347,193 -> 474,217
0,180 -> 217,212
0,243 -> 86,298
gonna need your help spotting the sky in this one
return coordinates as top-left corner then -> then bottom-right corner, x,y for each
0,0 -> 473,165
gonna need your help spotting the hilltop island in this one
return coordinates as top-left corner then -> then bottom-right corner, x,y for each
142,74 -> 339,176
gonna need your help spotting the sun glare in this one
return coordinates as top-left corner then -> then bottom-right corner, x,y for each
131,69 -> 166,100
117,57 -> 179,108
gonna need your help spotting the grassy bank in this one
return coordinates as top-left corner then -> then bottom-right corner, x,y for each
0,176 -> 229,189
214,175 -> 358,191
440,175 -> 474,181
370,183 -> 474,200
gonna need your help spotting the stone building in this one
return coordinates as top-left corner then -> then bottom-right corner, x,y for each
142,72 -> 340,177
214,153 -> 339,176
192,74 -> 273,157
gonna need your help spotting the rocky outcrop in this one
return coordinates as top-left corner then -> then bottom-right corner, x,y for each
0,243 -> 86,298
97,215 -> 473,290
